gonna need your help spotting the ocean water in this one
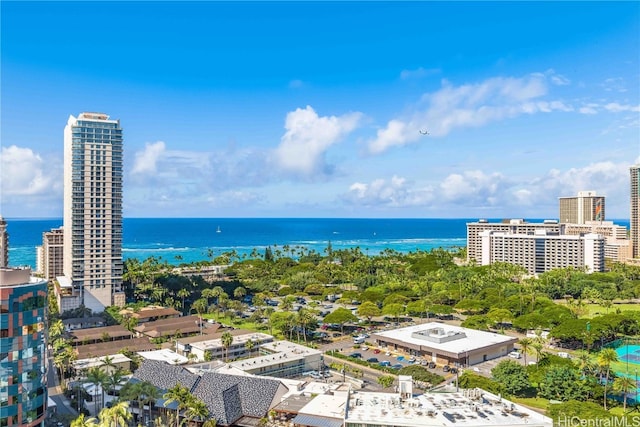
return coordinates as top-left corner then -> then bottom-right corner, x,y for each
4,217 -> 630,269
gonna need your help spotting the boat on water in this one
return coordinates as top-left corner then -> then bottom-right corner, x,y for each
216,226 -> 221,233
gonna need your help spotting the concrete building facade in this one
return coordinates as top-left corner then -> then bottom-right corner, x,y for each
0,217 -> 8,268
372,323 -> 517,367
38,228 -> 64,282
631,166 -> 640,259
0,267 -> 48,427
466,219 -> 562,264
479,230 -> 605,274
63,112 -> 124,313
559,191 -> 605,224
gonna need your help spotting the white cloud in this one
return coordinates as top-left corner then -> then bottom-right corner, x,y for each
343,175 -> 434,207
602,77 -> 628,93
439,170 -> 507,203
0,145 -> 56,196
132,141 -> 166,175
274,106 -> 363,177
400,67 -> 440,80
603,102 -> 640,113
289,79 -> 305,89
368,73 -> 572,154
341,161 -> 630,217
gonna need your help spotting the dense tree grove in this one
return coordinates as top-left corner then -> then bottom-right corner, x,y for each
114,247 -> 640,416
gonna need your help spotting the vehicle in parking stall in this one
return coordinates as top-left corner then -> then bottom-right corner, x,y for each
310,372 -> 323,379
366,357 -> 379,363
391,364 -> 403,370
428,361 -> 436,369
353,335 -> 366,344
385,351 -> 391,356
379,361 -> 391,367
302,370 -> 316,377
558,352 -> 571,359
508,351 -> 522,359
349,352 -> 362,359
332,332 -> 342,338
396,355 -> 404,361
443,365 -> 451,372
373,349 -> 381,354
408,356 -> 416,363
361,346 -> 368,351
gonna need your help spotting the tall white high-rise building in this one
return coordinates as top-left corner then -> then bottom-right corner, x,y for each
63,112 -> 124,313
0,216 -> 7,268
631,166 -> 640,259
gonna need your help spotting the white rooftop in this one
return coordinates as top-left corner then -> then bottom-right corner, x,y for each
190,331 -> 273,351
299,391 -> 349,419
229,340 -> 322,371
373,323 -> 516,355
74,354 -> 131,371
137,349 -> 189,365
346,389 -> 552,427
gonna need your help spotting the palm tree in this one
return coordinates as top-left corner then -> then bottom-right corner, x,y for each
612,375 -> 637,412
245,339 -> 256,357
100,401 -> 132,427
183,396 -> 209,425
85,366 -> 109,414
105,368 -> 125,397
70,413 -> 99,427
518,338 -> 533,366
118,381 -> 145,424
163,384 -> 191,427
233,286 -> 246,300
101,355 -> 117,373
141,381 -> 160,425
597,348 -> 619,410
221,331 -> 234,362
50,319 -> 65,341
177,288 -> 190,314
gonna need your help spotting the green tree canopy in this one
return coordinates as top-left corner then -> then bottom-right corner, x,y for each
491,360 -> 531,396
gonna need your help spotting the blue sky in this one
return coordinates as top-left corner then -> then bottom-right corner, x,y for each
1,1 -> 638,219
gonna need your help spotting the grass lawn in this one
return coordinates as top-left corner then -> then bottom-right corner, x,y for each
510,396 -> 550,411
558,301 -> 640,318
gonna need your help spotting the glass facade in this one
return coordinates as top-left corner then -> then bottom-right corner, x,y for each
64,112 -> 123,311
0,276 -> 48,427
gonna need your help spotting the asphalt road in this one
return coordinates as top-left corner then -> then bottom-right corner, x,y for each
47,348 -> 78,424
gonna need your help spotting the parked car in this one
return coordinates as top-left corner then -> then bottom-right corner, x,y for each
349,352 -> 362,359
385,351 -> 391,356
408,356 -> 416,363
373,349 -> 381,354
396,355 -> 405,361
332,332 -> 342,338
508,351 -> 522,359
450,367 -> 458,374
379,361 -> 391,367
310,372 -> 323,380
443,365 -> 451,372
366,357 -> 379,363
428,361 -> 436,369
391,364 -> 403,370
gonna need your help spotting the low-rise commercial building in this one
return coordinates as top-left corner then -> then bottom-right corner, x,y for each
229,340 -> 323,378
372,323 -> 516,366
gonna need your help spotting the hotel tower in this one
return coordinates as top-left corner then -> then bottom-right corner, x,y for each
631,165 -> 640,259
62,113 -> 124,313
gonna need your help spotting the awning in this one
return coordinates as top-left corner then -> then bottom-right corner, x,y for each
292,414 -> 343,427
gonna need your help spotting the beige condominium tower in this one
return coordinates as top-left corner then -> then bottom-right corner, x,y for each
63,112 -> 124,313
631,166 -> 640,259
558,191 -> 605,224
